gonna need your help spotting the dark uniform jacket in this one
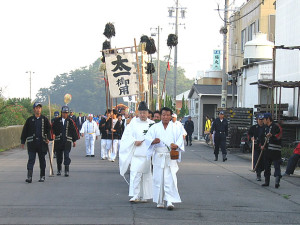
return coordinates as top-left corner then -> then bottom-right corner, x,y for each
76,116 -> 85,130
52,117 -> 80,151
248,124 -> 265,148
114,120 -> 125,140
105,118 -> 118,140
184,120 -> 194,135
264,122 -> 282,160
99,117 -> 108,139
21,115 -> 51,153
210,118 -> 228,136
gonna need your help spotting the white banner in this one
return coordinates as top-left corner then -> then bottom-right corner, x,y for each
123,95 -> 137,103
105,53 -> 138,98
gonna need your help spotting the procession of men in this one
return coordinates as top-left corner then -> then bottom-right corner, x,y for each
20,100 -> 286,212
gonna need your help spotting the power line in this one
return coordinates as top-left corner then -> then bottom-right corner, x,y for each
217,0 -> 263,24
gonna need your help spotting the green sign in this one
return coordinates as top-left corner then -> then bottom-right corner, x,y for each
212,50 -> 221,70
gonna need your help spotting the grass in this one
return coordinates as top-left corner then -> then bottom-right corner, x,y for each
282,194 -> 291,200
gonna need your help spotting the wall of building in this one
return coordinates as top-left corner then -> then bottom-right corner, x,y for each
228,0 -> 275,72
275,0 -> 300,116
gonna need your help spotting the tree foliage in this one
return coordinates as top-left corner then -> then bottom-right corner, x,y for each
179,95 -> 189,118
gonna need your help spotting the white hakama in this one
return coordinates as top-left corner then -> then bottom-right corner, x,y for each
80,120 -> 100,156
119,118 -> 154,200
145,121 -> 185,204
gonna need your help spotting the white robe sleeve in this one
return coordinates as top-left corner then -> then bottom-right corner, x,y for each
80,121 -> 86,134
119,121 -> 137,177
94,121 -> 100,136
144,124 -> 157,160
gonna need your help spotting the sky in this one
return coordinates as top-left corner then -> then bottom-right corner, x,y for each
0,0 -> 246,99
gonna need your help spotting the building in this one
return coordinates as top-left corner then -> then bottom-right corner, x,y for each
274,0 -> 300,117
228,0 -> 275,74
188,84 -> 237,140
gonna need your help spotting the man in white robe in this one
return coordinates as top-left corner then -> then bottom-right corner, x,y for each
80,114 -> 100,157
119,101 -> 154,202
145,107 -> 185,210
172,114 -> 187,137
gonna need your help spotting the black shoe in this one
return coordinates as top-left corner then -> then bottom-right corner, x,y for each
222,154 -> 227,162
65,165 -> 69,177
25,170 -> 33,183
91,155 -> 95,157
262,183 -> 269,187
38,176 -> 45,182
86,155 -> 90,157
57,171 -> 61,176
275,176 -> 280,188
214,156 -> 218,161
189,143 -> 192,146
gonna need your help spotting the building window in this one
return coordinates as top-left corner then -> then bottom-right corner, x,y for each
248,22 -> 255,41
241,29 -> 246,53
195,100 -> 199,115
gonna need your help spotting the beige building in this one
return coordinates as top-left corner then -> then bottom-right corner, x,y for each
228,0 -> 275,73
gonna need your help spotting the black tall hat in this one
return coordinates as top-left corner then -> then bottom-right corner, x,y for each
138,101 -> 148,111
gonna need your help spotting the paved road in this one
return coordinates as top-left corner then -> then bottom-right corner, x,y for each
0,138 -> 299,225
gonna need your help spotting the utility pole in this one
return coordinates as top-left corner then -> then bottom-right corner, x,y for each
26,71 -> 34,100
168,0 -> 186,108
174,0 -> 179,105
150,26 -> 162,110
221,0 -> 229,108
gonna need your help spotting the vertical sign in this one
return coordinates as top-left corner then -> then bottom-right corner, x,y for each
212,50 -> 221,71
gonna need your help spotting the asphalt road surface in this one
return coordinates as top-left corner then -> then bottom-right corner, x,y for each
0,138 -> 299,225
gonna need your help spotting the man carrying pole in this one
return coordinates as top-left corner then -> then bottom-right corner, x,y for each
52,106 -> 79,176
261,113 -> 283,188
248,114 -> 265,181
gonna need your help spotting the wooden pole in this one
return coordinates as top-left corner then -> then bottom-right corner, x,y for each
251,139 -> 254,170
48,95 -> 54,177
134,39 -> 142,103
278,85 -> 282,122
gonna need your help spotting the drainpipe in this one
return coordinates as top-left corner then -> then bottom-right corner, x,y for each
197,94 -> 202,140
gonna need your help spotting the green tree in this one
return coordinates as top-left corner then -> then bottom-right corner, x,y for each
179,95 -> 188,118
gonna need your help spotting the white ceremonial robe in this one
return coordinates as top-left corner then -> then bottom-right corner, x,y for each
119,118 -> 154,200
80,120 -> 100,156
145,121 -> 185,204
173,120 -> 187,136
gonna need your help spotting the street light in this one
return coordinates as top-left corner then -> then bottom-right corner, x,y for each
26,71 -> 34,100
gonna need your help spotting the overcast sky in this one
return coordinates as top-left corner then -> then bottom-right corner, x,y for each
0,0 -> 245,99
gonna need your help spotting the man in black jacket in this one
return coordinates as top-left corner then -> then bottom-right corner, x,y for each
248,114 -> 265,181
52,106 -> 79,176
210,111 -> 228,162
21,102 -> 51,183
99,109 -> 111,160
261,113 -> 282,188
184,116 -> 194,146
76,112 -> 85,131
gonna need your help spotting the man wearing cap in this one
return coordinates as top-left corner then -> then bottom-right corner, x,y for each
261,113 -> 282,188
248,114 -> 265,181
119,101 -> 154,203
184,116 -> 194,146
69,110 -> 76,122
21,102 -> 51,183
210,111 -> 228,162
51,111 -> 59,124
52,106 -> 79,176
80,114 -> 100,157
